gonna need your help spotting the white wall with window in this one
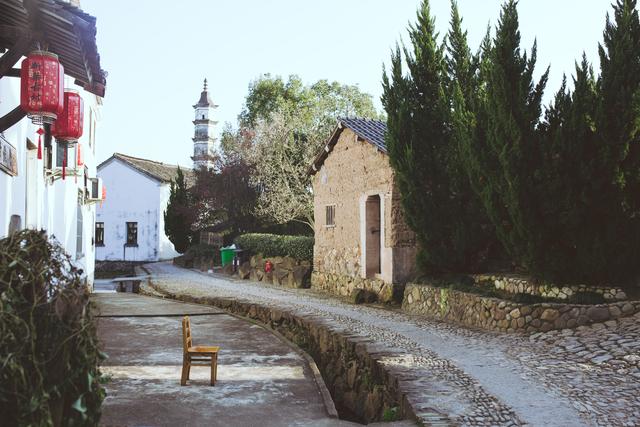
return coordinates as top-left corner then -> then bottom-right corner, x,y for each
96,154 -> 182,262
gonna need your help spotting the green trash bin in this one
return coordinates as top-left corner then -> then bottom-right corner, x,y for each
220,247 -> 235,267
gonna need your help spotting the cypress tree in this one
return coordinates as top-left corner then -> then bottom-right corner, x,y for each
164,167 -> 193,253
598,0 -> 640,215
382,0 -> 494,273
466,0 -> 549,271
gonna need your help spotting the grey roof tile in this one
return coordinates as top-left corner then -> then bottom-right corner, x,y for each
340,118 -> 387,152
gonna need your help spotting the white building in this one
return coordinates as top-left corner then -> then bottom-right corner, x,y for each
0,0 -> 107,287
96,154 -> 193,262
96,80 -> 217,261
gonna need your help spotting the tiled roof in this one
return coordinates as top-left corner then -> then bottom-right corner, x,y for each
0,0 -> 107,97
194,78 -> 217,108
308,118 -> 388,175
340,118 -> 387,152
99,153 -> 194,185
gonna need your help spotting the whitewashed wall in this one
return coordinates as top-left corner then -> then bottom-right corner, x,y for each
96,160 -> 180,261
0,59 -> 101,286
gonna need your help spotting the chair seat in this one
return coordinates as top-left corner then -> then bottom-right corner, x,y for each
188,346 -> 220,354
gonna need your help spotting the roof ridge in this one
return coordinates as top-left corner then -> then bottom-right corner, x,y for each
113,152 -> 191,170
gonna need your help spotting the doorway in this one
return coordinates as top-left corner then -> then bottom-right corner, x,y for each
365,195 -> 381,278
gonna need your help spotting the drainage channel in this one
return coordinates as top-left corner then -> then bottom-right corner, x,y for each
143,286 -> 455,426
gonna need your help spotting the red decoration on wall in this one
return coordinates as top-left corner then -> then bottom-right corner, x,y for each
76,143 -> 83,166
265,260 -> 273,273
20,51 -> 64,125
51,90 -> 84,142
36,128 -> 44,160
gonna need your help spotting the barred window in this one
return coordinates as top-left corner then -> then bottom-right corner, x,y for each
325,205 -> 336,227
126,222 -> 138,245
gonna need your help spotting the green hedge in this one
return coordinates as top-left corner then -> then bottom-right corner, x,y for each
235,233 -> 314,262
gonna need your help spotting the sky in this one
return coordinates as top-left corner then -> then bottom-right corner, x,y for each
81,0 -> 616,168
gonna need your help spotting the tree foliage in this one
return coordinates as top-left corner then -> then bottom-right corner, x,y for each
228,74 -> 381,230
190,155 -> 259,242
164,167 -> 193,253
386,0 -> 640,285
382,0 -> 497,273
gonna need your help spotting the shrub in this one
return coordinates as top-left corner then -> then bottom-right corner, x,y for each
235,233 -> 314,261
567,291 -> 606,305
0,230 -> 105,425
186,243 -> 219,260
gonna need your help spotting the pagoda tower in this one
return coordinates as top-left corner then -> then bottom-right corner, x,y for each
191,79 -> 218,169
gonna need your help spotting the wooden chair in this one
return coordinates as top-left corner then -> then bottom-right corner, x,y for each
181,316 -> 220,386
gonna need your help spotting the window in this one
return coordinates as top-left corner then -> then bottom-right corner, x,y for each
76,206 -> 84,259
55,141 -> 76,168
95,222 -> 104,246
126,222 -> 138,245
56,141 -> 68,167
325,205 -> 336,227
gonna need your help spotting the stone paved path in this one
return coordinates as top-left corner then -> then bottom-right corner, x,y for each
144,262 -> 640,427
96,293 -> 416,427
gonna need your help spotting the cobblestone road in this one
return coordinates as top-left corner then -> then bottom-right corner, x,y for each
144,262 -> 640,427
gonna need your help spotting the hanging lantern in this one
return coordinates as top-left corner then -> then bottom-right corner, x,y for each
51,90 -> 84,143
20,51 -> 65,125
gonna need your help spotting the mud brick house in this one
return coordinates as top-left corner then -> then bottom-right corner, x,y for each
309,118 -> 417,302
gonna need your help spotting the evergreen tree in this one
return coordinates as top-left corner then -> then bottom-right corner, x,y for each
382,0 -> 494,273
465,0 -> 548,270
598,0 -> 640,216
164,167 -> 193,253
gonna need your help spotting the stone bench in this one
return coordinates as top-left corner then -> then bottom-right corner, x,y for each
112,276 -> 147,293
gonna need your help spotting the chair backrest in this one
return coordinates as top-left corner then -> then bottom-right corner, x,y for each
182,316 -> 192,353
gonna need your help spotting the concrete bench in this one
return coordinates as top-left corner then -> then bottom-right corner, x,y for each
112,276 -> 148,293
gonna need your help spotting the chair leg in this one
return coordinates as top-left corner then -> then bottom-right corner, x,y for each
210,354 -> 216,386
181,357 -> 190,386
213,353 -> 218,384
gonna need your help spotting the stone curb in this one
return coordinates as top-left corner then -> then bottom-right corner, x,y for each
143,271 -> 452,425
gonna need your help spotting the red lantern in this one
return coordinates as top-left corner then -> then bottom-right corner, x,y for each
51,90 -> 84,142
20,51 -> 64,125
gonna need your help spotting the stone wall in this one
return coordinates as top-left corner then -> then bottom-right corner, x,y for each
402,283 -> 640,333
312,271 -> 402,304
473,274 -> 628,301
236,255 -> 312,289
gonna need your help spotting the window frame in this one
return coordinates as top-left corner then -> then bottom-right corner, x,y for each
75,205 -> 84,259
325,204 -> 336,228
95,222 -> 105,246
126,221 -> 138,246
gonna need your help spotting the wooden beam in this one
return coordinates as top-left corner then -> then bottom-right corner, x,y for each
0,106 -> 27,134
0,37 -> 31,79
5,68 -> 20,78
0,25 -> 28,40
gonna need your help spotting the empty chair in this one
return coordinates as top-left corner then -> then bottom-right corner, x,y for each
181,316 -> 220,386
